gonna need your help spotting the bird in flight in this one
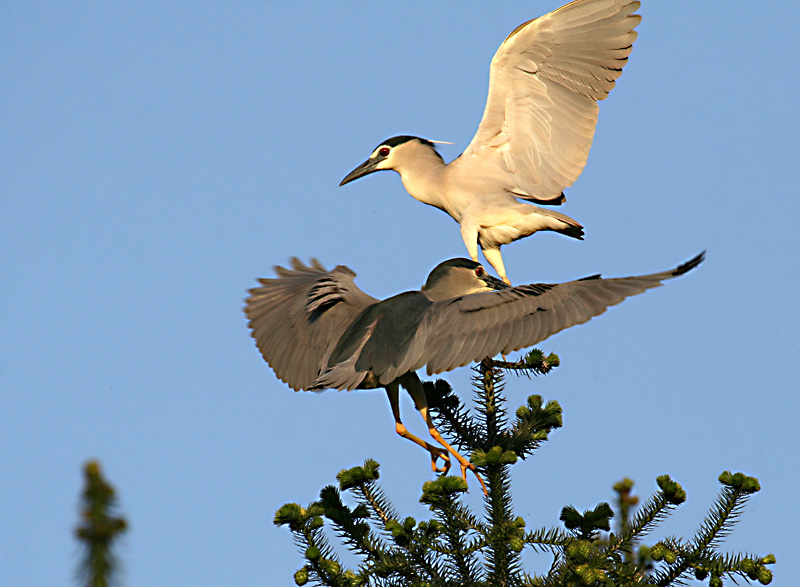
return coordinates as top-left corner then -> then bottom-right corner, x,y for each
245,251 -> 703,493
341,0 -> 641,284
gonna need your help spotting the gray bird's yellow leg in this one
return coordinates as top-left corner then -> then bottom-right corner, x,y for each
399,374 -> 488,495
386,383 -> 450,474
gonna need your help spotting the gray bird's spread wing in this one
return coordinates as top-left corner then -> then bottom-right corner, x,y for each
245,258 -> 379,391
458,0 -> 640,203
410,252 -> 704,375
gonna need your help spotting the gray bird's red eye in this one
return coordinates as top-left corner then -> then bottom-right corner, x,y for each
379,147 -> 390,157
475,267 -> 484,277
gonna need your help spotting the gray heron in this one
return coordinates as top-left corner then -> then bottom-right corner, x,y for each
340,0 -> 641,284
245,251 -> 703,493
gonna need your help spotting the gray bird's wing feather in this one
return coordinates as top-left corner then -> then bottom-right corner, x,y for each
458,0 -> 640,203
412,252 -> 703,375
245,258 -> 379,391
314,291 -> 433,391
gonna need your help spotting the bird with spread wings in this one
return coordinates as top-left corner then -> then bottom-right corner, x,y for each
341,0 -> 641,284
245,252 -> 703,493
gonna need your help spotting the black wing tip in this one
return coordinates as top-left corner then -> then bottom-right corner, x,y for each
672,251 -> 706,276
562,224 -> 585,240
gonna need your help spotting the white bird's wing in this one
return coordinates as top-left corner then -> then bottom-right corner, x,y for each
245,258 -> 379,391
457,0 -> 640,203
412,252 -> 703,375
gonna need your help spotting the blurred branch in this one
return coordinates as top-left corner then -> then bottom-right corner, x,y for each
75,461 -> 127,587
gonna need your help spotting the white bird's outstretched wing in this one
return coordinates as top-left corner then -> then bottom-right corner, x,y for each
245,258 -> 379,391
457,0 -> 640,203
413,252 -> 704,375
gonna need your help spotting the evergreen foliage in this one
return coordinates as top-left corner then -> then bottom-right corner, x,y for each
75,460 -> 128,587
275,350 -> 774,586
69,353 -> 774,586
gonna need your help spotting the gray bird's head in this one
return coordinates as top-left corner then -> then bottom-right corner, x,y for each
340,136 -> 444,186
422,258 -> 509,301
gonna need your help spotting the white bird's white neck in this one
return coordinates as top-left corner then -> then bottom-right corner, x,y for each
394,152 -> 454,217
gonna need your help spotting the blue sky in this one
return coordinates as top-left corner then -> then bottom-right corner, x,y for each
2,2 -> 798,585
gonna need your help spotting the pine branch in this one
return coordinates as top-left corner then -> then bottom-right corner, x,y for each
449,360 -> 525,584
360,485 -> 394,527
604,475 -> 685,556
336,462 -> 441,585
375,484 -> 450,583
299,534 -> 346,587
524,526 -> 572,553
420,476 -> 485,584
338,460 -> 399,526
318,485 -> 385,559
301,521 -> 346,585
484,463 -> 524,584
274,501 -> 352,586
475,360 -> 508,442
487,349 -> 560,378
690,550 -> 775,585
606,494 -> 672,560
530,553 -> 566,587
275,454 -> 774,586
424,379 -> 486,453
652,472 -> 764,587
506,394 -> 562,458
75,461 -> 128,587
273,342 -> 774,587
692,473 -> 759,552
613,478 -> 639,533
394,525 -> 447,584
367,551 -> 428,586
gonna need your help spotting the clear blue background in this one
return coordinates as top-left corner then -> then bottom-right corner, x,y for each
2,2 -> 797,585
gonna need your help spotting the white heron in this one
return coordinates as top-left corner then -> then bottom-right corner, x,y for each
341,0 -> 641,284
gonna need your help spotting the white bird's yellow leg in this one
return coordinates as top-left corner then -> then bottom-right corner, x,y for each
482,247 -> 510,285
399,374 -> 488,495
460,222 -> 481,263
386,384 -> 450,474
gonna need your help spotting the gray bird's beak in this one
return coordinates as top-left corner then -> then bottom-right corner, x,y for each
482,273 -> 511,291
340,157 -> 381,186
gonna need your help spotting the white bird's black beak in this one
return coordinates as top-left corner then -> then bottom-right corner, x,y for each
340,157 -> 381,186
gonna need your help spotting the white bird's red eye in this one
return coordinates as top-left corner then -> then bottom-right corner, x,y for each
475,266 -> 484,277
379,147 -> 390,157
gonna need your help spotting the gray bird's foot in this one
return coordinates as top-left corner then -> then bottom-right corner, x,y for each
429,446 -> 451,474
459,462 -> 488,496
